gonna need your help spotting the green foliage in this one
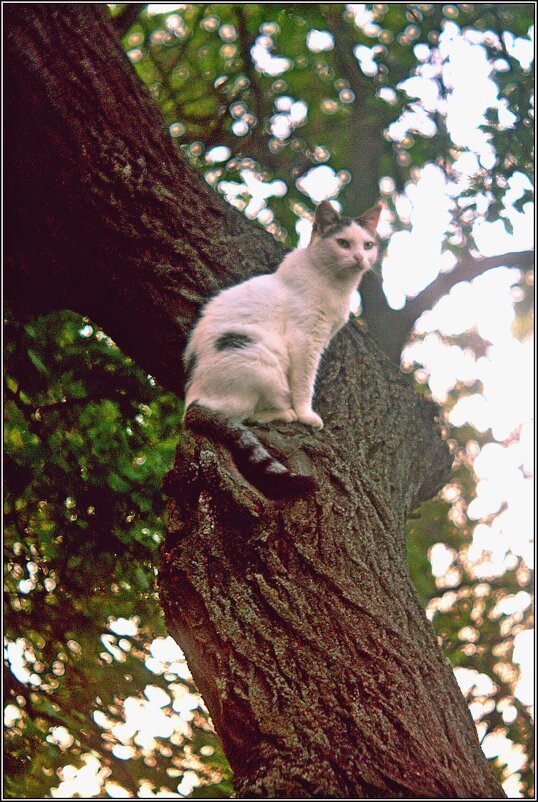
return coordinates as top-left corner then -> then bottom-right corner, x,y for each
4,310 -> 231,798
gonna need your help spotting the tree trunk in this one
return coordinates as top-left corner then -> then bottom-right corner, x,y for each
159,329 -> 502,798
5,5 -> 505,799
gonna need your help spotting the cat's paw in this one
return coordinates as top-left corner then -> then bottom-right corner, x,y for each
251,408 -> 297,424
296,410 -> 324,429
281,408 -> 298,422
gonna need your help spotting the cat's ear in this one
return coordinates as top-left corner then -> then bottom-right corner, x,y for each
356,202 -> 382,234
313,200 -> 340,235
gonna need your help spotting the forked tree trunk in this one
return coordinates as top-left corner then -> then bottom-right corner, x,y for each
5,5 -> 505,798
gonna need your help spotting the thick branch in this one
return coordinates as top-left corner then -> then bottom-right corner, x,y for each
5,3 -> 286,393
160,323 -> 503,798
371,248 -> 535,364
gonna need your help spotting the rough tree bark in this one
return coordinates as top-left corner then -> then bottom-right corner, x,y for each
5,5 -> 505,799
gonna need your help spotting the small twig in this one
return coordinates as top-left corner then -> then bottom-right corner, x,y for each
112,3 -> 146,40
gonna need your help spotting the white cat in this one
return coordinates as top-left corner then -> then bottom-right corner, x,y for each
183,200 -> 381,496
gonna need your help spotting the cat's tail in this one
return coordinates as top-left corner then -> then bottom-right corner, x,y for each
184,403 -> 317,499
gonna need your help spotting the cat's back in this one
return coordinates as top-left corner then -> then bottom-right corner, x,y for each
186,272 -> 285,355
201,273 -> 282,327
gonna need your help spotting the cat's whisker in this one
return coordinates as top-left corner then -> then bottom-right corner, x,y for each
314,259 -> 359,277
315,261 -> 373,281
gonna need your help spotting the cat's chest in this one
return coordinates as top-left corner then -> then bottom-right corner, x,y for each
286,294 -> 349,341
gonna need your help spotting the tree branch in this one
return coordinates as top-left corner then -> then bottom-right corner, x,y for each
321,6 -> 383,213
403,248 -> 534,323
319,8 -> 534,367
235,6 -> 266,134
361,249 -> 534,364
320,7 -> 405,357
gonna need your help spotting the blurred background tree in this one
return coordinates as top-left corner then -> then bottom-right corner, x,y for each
4,3 -> 533,798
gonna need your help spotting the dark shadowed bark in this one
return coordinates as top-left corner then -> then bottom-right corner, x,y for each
5,5 -> 505,798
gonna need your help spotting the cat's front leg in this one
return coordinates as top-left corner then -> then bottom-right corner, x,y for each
288,339 -> 324,430
297,408 -> 324,429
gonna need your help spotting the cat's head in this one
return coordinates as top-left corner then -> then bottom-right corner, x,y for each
309,200 -> 382,280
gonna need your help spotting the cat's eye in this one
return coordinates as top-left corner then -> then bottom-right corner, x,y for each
336,238 -> 350,249
364,241 -> 375,250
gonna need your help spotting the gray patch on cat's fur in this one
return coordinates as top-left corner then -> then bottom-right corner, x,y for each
316,216 -> 379,242
215,332 -> 254,351
314,215 -> 353,239
321,221 -> 353,238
